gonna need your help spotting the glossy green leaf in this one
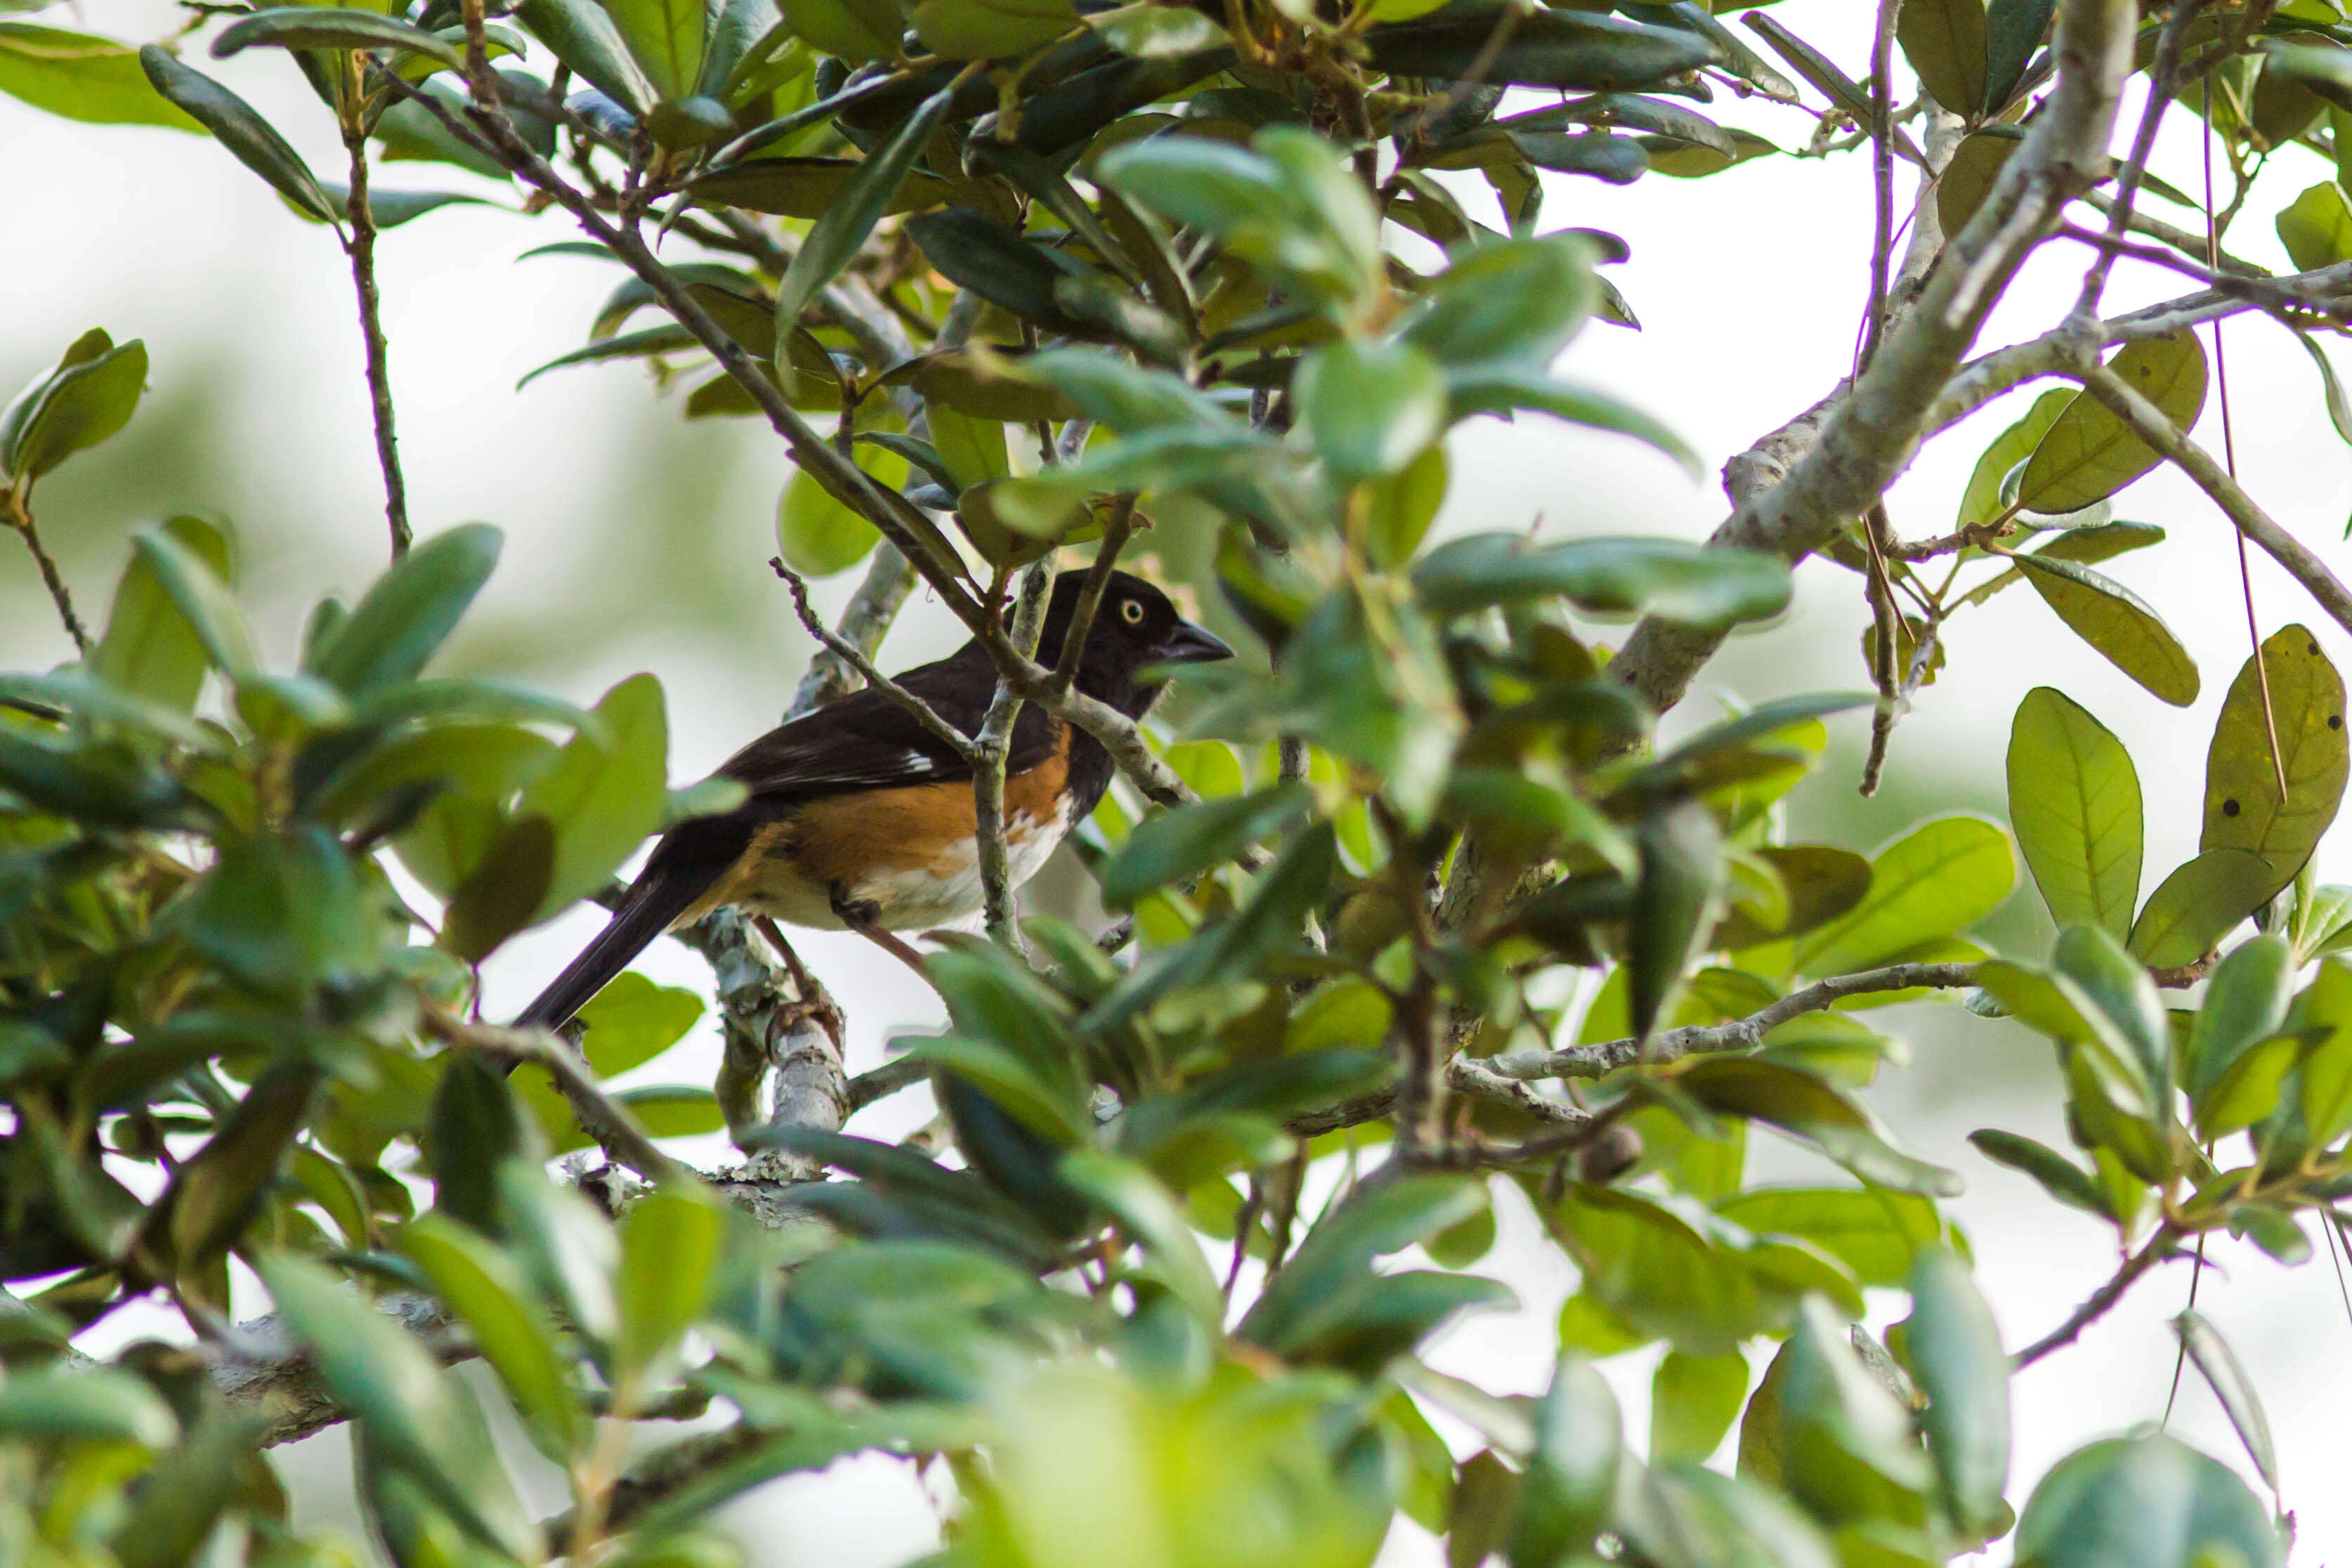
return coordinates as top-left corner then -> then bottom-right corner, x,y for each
2188,934 -> 2294,1101
1366,8 -> 1718,91
1904,1248 -> 2009,1537
2015,333 -> 2207,514
517,673 -> 671,919
138,46 -> 337,221
260,1253 -> 540,1557
2292,958 -> 2352,1144
2052,923 -> 2171,1101
691,155 -> 952,218
212,8 -> 465,67
600,0 -> 705,100
0,1366 -> 177,1447
1793,816 -> 2014,976
168,828 -> 377,993
1628,796 -> 1725,1038
1059,1150 -> 1222,1326
1741,11 -> 1874,119
1295,337 -> 1445,483
0,22 -> 199,129
1097,782 -> 1310,907
2202,626 -> 2348,900
1956,387 -> 2070,529
91,516 -> 228,714
0,327 -> 148,485
912,0 -> 1075,59
402,1214 -> 587,1460
617,1184 -> 725,1374
518,0 -> 658,112
2006,686 -> 2142,936
1715,1187 -> 1945,1288
1775,1294 -> 1931,1522
2128,848 -> 2275,969
1982,0 -> 2052,110
1897,0 -> 1987,117
1405,233 -> 1597,367
429,1054 -> 537,1234
308,523 -> 501,695
776,445 -> 899,577
1651,1349 -> 1748,1463
1676,1057 -> 1961,1196
1967,1128 -> 2109,1217
2012,1433 -> 2281,1568
1507,1354 -> 1619,1568
1238,1175 -> 1480,1354
1444,365 -> 1701,476
1414,532 -> 1790,625
774,81 -> 958,328
618,1083 -> 726,1137
2278,180 -> 2352,272
2171,1310 -> 2277,1492
577,972 -> 704,1078
779,0 -> 903,63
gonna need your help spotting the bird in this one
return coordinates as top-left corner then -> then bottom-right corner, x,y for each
514,569 -> 1233,1032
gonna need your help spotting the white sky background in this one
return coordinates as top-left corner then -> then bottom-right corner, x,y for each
8,4 -> 2352,1561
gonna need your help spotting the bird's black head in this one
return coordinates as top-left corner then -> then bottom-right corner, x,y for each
1037,568 -> 1232,717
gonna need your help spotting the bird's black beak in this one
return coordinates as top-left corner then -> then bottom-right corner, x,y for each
1151,619 -> 1234,667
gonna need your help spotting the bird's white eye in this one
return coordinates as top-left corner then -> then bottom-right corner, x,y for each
1121,599 -> 1144,625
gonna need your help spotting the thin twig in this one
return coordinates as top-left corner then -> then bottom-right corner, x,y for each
425,1010 -> 686,1185
2072,0 -> 2207,321
844,1053 -> 932,1112
1858,0 -> 1899,370
976,560 -> 1054,949
2014,1222 -> 2183,1369
1,490 -> 91,655
1485,961 -> 1982,1081
769,556 -> 974,756
1050,499 -> 1136,695
788,543 -> 917,713
339,66 -> 409,559
2074,364 -> 2352,641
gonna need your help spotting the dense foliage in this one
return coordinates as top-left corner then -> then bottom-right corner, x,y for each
9,0 -> 2352,1562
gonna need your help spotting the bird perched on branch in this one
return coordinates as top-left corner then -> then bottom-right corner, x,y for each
516,568 -> 1231,1031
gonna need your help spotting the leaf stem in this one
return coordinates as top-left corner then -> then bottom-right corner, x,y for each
339,68 -> 410,561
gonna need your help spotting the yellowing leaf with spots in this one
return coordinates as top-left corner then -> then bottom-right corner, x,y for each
2202,625 -> 2349,902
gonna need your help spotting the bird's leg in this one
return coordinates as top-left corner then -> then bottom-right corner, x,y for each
751,915 -> 846,1050
828,889 -> 937,983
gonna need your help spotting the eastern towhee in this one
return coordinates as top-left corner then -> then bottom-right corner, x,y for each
516,569 -> 1232,1031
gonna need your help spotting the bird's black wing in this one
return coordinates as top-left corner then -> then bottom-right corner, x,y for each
513,648 -> 1059,1031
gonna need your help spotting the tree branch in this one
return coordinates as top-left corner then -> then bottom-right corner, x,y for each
426,1010 -> 687,1184
976,561 -> 1054,949
2073,362 -> 2352,639
340,78 -> 410,560
2013,1222 -> 2182,1368
787,542 -> 918,713
1607,0 -> 2138,718
770,556 -> 974,757
1483,961 -> 1982,1081
0,489 -> 91,655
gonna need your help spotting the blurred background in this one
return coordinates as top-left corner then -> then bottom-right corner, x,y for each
9,6 -> 2352,1560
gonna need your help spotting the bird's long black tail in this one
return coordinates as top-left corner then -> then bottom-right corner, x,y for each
514,861 -> 713,1034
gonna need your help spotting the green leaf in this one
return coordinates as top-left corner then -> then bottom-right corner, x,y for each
2128,849 -> 2275,969
2011,552 -> 2198,707
2012,1434 -> 2281,1568
0,22 -> 199,130
1957,387 -> 2071,529
91,516 -> 229,714
617,1184 -> 725,1375
138,46 -> 337,222
2015,332 -> 2208,514
1295,337 -> 1445,483
2278,179 -> 2352,272
2187,934 -> 2294,1102
260,1253 -> 540,1558
1404,233 -> 1598,367
168,828 -> 378,993
773,81 -> 959,329
497,1162 -> 620,1341
911,0 -> 1075,58
1650,1350 -> 1748,1463
211,8 -> 465,67
402,1214 -> 587,1461
2006,686 -> 2142,937
309,523 -> 501,695
2171,1310 -> 2277,1493
1058,1150 -> 1222,1327
1968,1128 -> 2109,1217
1366,8 -> 1718,91
2294,327 -> 2352,447
1627,797 -> 1724,1038
0,327 -> 148,485
1741,11 -> 1874,119
2202,626 -> 2348,901
1414,532 -> 1790,625
0,1366 -> 177,1448
776,445 -> 899,577
1675,1057 -> 1961,1196
1939,127 -> 2020,241
1238,1175 -> 1482,1355
618,1083 -> 726,1137
440,814 -> 557,962
1793,816 -> 2014,976
2051,923 -> 2171,1102
1897,0 -> 1987,118
577,972 -> 704,1077
517,673 -> 671,919
1097,782 -> 1311,907
600,0 -> 705,100
1715,1187 -> 1945,1288
1444,365 -> 1701,476
1982,0 -> 2053,110
1507,1355 -> 1619,1568
517,0 -> 658,112
1089,3 -> 1224,55
779,0 -> 903,63
691,155 -> 953,218
1903,1248 -> 2009,1538
429,1054 -> 538,1233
